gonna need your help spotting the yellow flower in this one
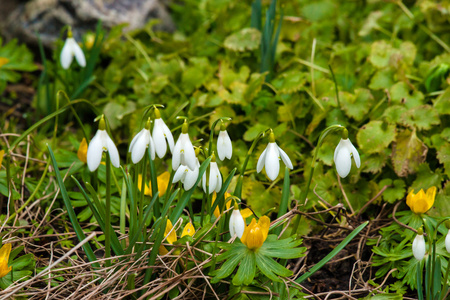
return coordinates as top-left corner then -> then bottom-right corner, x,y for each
406,186 -> 437,214
159,220 -> 195,255
0,244 -> 12,278
0,57 -> 10,68
138,171 -> 171,197
241,216 -> 270,250
77,138 -> 88,163
212,192 -> 232,218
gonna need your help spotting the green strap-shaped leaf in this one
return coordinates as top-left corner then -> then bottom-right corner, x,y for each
48,145 -> 100,268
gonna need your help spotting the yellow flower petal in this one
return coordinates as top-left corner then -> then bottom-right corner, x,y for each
164,220 -> 177,244
137,174 -> 152,196
156,171 -> 170,197
181,222 -> 195,238
0,244 -> 12,279
77,138 -> 88,163
159,245 -> 169,255
0,149 -> 4,168
240,208 -> 253,219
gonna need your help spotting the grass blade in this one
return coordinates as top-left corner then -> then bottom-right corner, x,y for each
274,168 -> 289,236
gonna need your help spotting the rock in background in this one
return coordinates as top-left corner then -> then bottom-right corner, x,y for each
0,0 -> 175,48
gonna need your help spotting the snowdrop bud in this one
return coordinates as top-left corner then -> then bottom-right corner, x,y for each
60,28 -> 86,69
333,129 -> 360,178
202,153 -> 222,194
229,203 -> 245,239
445,229 -> 450,254
256,131 -> 293,181
217,122 -> 232,161
412,228 -> 426,261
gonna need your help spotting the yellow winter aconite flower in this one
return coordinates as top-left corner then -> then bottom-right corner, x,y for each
138,171 -> 171,197
77,138 -> 88,163
212,192 -> 232,218
406,186 -> 437,214
241,216 -> 270,250
0,244 -> 12,278
159,220 -> 195,255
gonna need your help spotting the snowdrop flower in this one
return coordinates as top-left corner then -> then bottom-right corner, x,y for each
129,118 -> 156,164
334,129 -> 360,178
202,153 -> 222,194
86,116 -> 120,172
217,122 -> 232,160
446,229 -> 450,254
172,120 -> 196,171
412,228 -> 426,261
152,108 -> 174,159
229,203 -> 246,239
60,28 -> 86,69
173,149 -> 200,191
256,131 -> 293,181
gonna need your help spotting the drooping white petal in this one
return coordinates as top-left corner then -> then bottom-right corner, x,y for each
173,165 -> 188,183
277,145 -> 293,170
148,133 -> 156,160
172,136 -> 183,171
129,129 -> 143,153
349,142 -> 361,168
443,229 -> 450,254
162,121 -> 174,153
182,135 -> 196,171
202,171 -> 207,193
412,234 -> 426,260
208,162 -> 218,194
210,162 -> 222,193
131,130 -> 149,164
217,130 -> 232,160
184,165 -> 199,190
60,39 -> 74,69
71,39 -> 86,67
87,131 -> 103,172
334,139 -> 343,163
256,147 -> 268,173
105,133 -> 120,168
265,143 -> 280,181
229,209 -> 245,238
335,145 -> 351,178
153,120 -> 168,158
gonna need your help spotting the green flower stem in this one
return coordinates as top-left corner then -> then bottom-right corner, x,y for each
7,159 -> 50,223
120,179 -> 127,249
291,124 -> 344,235
148,148 -> 160,218
274,168 -> 290,236
105,154 -> 112,267
328,64 -> 341,109
139,152 -> 148,225
234,130 -> 270,198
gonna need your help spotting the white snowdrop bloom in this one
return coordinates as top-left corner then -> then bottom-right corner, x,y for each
256,131 -> 293,181
412,231 -> 426,261
217,126 -> 232,161
87,116 -> 120,172
128,118 -> 156,164
152,108 -> 174,159
229,207 -> 245,239
172,121 -> 196,171
333,129 -> 360,178
60,30 -> 86,69
173,158 -> 200,191
445,229 -> 450,253
202,154 -> 222,194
